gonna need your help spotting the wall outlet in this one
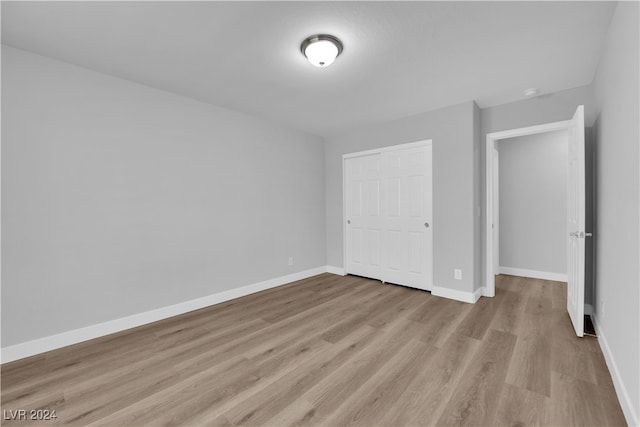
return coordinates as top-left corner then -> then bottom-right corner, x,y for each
454,269 -> 462,280
600,301 -> 605,317
288,257 -> 294,266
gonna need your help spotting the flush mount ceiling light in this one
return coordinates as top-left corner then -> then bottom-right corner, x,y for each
300,34 -> 343,68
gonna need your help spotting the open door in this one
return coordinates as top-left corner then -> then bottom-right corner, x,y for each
567,105 -> 587,337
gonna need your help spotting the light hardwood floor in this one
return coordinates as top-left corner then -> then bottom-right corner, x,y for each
1,274 -> 627,426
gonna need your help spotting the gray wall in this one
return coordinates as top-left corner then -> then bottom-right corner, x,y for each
481,85 -> 597,133
498,130 -> 568,275
1,46 -> 326,347
325,101 -> 478,294
592,1 -> 640,422
584,126 -> 596,307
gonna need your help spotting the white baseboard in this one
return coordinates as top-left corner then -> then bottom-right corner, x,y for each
432,285 -> 483,304
1,266 -> 328,364
326,265 -> 346,276
498,266 -> 568,282
482,286 -> 495,298
592,314 -> 639,427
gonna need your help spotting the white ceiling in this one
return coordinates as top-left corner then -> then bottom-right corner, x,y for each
1,1 -> 616,137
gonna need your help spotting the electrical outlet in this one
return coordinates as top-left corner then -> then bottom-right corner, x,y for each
454,269 -> 462,280
288,257 -> 294,266
600,301 -> 605,317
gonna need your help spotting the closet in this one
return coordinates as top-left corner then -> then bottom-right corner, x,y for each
344,141 -> 433,291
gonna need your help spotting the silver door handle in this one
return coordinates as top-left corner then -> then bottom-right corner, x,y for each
569,231 -> 593,238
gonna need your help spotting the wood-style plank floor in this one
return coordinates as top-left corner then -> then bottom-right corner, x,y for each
1,274 -> 627,426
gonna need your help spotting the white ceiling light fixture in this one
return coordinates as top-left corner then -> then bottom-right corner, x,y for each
301,34 -> 343,68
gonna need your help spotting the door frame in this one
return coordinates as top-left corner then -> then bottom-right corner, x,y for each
343,139 -> 433,281
485,121 -> 570,297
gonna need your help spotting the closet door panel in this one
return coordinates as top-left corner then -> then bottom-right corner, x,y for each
345,154 -> 383,279
345,143 -> 432,291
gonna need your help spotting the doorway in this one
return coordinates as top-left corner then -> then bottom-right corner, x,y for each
485,106 -> 588,336
495,129 -> 569,282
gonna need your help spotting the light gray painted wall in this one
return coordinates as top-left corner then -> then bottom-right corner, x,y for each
584,126 -> 596,306
481,85 -> 597,132
479,85 -> 596,301
592,2 -> 640,423
1,46 -> 326,347
498,130 -> 568,275
325,101 -> 477,294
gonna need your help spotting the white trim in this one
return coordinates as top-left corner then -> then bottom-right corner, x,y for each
498,266 -> 568,282
485,140 -> 498,298
432,285 -> 483,304
489,120 -> 571,141
342,152 -> 348,278
326,266 -> 346,276
592,315 -> 640,427
1,266 -> 327,364
485,119 -> 572,298
473,287 -> 485,303
342,140 -> 432,160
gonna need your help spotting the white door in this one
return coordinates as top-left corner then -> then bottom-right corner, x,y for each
381,145 -> 432,290
345,143 -> 432,291
567,105 -> 586,337
345,154 -> 383,279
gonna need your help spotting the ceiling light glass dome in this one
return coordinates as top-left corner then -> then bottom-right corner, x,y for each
301,34 -> 343,68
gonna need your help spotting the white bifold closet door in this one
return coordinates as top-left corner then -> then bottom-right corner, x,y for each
345,143 -> 432,291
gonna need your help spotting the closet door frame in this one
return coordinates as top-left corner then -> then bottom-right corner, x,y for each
342,140 -> 433,289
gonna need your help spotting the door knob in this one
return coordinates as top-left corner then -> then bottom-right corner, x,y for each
569,231 -> 593,238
